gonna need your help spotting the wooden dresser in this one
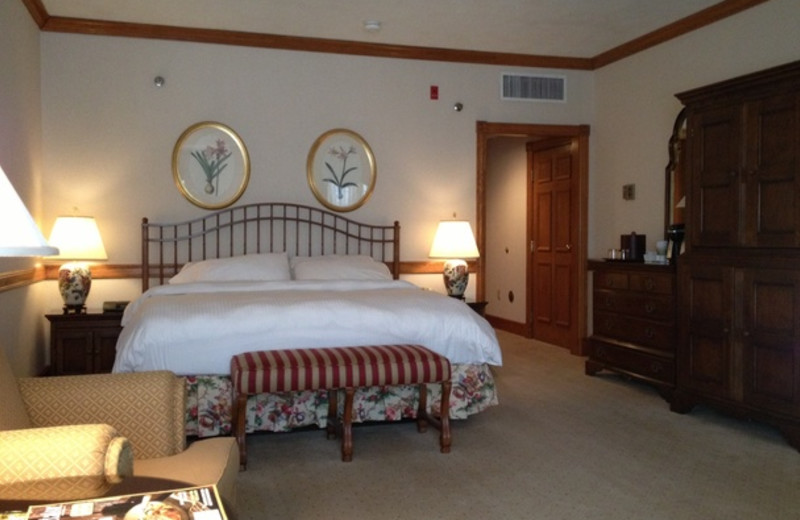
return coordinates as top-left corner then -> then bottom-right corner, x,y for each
586,260 -> 676,400
673,60 -> 800,450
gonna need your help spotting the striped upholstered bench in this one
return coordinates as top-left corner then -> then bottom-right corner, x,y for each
230,344 -> 452,467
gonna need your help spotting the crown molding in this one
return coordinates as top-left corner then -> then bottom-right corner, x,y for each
592,0 -> 772,68
39,16 -> 593,70
20,0 -> 771,70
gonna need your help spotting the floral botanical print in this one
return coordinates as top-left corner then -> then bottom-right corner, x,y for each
324,145 -> 359,201
192,138 -> 231,196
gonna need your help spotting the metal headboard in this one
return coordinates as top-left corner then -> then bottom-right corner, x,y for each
141,203 -> 400,290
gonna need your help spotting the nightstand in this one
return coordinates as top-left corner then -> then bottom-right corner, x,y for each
465,300 -> 488,317
46,312 -> 123,375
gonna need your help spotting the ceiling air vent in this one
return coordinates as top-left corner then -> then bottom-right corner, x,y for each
501,73 -> 566,102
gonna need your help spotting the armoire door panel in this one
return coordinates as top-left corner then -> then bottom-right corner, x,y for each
744,93 -> 800,247
742,270 -> 800,414
679,264 -> 733,398
690,105 -> 742,247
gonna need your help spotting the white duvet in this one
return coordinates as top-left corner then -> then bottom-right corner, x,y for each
113,279 -> 502,375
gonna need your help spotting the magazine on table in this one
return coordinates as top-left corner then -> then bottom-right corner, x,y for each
23,484 -> 227,520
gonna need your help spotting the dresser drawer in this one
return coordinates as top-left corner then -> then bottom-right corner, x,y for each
593,290 -> 675,321
590,340 -> 675,384
594,311 -> 676,351
629,272 -> 674,295
594,271 -> 629,290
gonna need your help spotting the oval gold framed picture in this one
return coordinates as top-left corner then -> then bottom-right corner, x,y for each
173,122 -> 250,209
307,129 -> 376,212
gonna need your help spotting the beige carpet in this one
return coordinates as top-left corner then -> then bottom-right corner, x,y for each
236,330 -> 800,519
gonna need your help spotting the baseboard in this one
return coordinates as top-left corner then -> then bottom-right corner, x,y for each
485,314 -> 529,337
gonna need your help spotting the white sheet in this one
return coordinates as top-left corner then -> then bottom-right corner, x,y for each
113,279 -> 502,375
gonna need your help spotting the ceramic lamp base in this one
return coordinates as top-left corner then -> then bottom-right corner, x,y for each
442,259 -> 469,299
58,262 -> 92,314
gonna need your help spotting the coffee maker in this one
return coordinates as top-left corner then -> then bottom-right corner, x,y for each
666,224 -> 685,264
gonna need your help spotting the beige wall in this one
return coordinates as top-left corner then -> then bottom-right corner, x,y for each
32,32 -> 594,326
38,35 -> 595,265
0,0 -> 48,375
485,137 -> 529,323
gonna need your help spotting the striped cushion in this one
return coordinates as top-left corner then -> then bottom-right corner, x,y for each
231,344 -> 451,394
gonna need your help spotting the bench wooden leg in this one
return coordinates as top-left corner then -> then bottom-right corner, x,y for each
326,389 -> 338,440
417,383 -> 429,433
416,381 -> 452,453
234,392 -> 249,470
439,380 -> 452,453
341,387 -> 355,462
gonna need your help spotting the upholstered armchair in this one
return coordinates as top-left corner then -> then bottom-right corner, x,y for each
0,349 -> 238,512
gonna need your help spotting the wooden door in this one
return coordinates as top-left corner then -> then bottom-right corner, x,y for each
676,261 -> 734,402
527,138 -> 579,349
741,268 -> 800,415
743,93 -> 800,247
687,103 -> 742,248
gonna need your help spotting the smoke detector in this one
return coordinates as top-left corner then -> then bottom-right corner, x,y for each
364,20 -> 381,32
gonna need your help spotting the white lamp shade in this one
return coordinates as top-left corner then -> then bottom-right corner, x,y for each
48,216 -> 108,260
429,220 -> 479,259
0,166 -> 59,256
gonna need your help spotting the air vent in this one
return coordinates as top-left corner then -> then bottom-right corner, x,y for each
501,73 -> 566,102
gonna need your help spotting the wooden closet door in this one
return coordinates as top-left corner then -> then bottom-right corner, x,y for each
528,138 -> 578,349
743,92 -> 800,248
688,103 -> 742,248
676,261 -> 734,403
741,268 -> 800,416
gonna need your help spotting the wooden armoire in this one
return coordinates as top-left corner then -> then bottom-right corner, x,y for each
672,60 -> 800,450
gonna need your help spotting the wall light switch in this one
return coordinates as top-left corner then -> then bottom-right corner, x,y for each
623,184 -> 636,200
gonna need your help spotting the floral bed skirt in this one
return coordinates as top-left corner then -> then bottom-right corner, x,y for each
184,363 -> 498,437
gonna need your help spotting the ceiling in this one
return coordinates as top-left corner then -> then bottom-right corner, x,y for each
35,0 -> 768,68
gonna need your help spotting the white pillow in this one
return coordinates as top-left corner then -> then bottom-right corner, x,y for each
169,252 -> 291,284
291,255 -> 392,281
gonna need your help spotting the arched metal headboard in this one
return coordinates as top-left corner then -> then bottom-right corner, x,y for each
141,203 -> 400,290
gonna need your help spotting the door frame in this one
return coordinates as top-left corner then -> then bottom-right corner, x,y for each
476,121 -> 590,355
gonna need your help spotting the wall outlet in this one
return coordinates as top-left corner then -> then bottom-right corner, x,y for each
622,183 -> 636,200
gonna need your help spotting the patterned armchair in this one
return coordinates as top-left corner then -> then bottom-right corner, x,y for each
0,349 -> 238,513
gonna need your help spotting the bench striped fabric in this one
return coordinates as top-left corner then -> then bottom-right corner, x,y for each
231,344 -> 452,466
231,344 -> 451,393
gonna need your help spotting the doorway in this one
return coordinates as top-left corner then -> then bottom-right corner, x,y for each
476,122 -> 590,355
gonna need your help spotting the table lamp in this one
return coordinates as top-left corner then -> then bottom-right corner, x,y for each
0,166 -> 59,257
48,216 -> 107,313
429,220 -> 480,299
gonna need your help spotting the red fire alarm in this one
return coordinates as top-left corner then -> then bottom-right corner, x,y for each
430,85 -> 439,100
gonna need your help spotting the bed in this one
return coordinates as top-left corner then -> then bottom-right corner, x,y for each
114,202 -> 501,437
